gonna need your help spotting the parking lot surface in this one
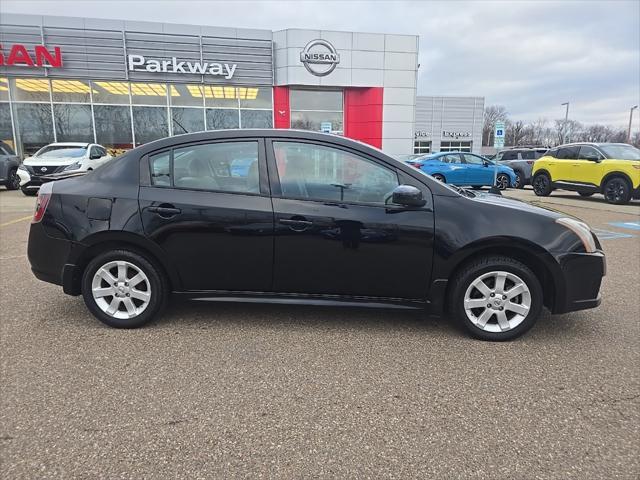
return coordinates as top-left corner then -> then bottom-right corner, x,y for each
1,188 -> 639,479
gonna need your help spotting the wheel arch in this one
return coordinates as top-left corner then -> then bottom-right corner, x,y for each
441,238 -> 563,313
66,231 -> 181,295
600,171 -> 633,192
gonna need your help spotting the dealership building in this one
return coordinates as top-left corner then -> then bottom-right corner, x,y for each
1,13 -> 483,158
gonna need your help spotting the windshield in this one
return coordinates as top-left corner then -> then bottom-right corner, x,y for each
599,144 -> 640,160
36,145 -> 87,159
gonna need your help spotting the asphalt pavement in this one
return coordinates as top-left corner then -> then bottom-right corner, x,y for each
1,187 -> 638,479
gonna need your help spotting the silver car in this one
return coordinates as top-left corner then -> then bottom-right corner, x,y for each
496,148 -> 547,189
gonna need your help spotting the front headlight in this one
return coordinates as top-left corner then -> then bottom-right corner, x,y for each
556,217 -> 597,253
18,164 -> 27,171
63,162 -> 81,171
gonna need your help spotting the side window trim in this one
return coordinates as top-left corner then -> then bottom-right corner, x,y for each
266,138 -> 400,207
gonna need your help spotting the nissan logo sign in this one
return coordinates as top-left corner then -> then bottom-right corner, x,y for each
300,39 -> 340,77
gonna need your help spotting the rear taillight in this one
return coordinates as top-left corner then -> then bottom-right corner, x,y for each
411,163 -> 424,169
32,185 -> 53,223
527,160 -> 534,165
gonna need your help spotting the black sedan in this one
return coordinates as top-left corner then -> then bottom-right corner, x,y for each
27,130 -> 605,340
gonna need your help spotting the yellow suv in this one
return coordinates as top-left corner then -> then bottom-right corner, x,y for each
532,143 -> 640,204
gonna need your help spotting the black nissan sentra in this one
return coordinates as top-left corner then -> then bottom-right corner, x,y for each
27,130 -> 605,340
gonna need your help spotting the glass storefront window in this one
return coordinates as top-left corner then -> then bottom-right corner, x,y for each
53,104 -> 94,142
291,111 -> 343,134
290,89 -> 343,111
414,141 -> 431,154
94,105 -> 133,153
171,84 -> 206,107
92,81 -> 130,104
0,103 -> 14,148
239,87 -> 272,109
10,78 -> 51,102
133,106 -> 169,145
206,108 -> 239,130
130,82 -> 173,106
51,79 -> 92,103
240,109 -> 272,128
171,107 -> 205,135
440,141 -> 472,153
0,78 -> 9,102
202,86 -> 239,108
12,103 -> 54,156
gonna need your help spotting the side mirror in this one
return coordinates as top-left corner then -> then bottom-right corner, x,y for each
90,152 -> 101,159
392,185 -> 426,207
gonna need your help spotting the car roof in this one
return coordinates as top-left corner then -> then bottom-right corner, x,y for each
46,142 -> 91,147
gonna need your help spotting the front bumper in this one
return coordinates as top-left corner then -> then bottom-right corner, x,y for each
552,250 -> 606,314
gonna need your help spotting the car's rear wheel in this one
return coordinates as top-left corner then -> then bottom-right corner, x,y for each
578,192 -> 594,197
5,168 -> 20,190
81,249 -> 167,328
532,173 -> 552,196
496,173 -> 510,190
513,171 -> 525,189
432,173 -> 446,183
448,255 -> 543,341
603,177 -> 631,205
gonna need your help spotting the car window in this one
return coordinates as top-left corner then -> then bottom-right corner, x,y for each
273,141 -> 398,205
500,151 -> 518,161
598,144 -> 640,160
96,147 -> 107,157
556,146 -> 579,160
36,145 -> 88,158
577,146 -> 603,161
441,154 -> 462,164
521,151 -> 536,160
90,146 -> 100,158
150,151 -> 171,186
172,141 -> 260,193
0,146 -> 8,155
463,154 -> 484,165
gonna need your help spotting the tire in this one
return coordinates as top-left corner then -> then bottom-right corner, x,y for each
513,171 -> 525,189
81,249 -> 168,328
532,173 -> 552,197
432,173 -> 446,183
21,188 -> 37,196
578,192 -> 594,197
603,177 -> 632,205
496,173 -> 510,190
448,255 -> 543,341
5,168 -> 20,190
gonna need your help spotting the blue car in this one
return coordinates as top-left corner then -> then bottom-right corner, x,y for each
406,151 -> 516,189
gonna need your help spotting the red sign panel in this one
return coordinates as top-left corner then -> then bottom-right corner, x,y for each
0,44 -> 63,68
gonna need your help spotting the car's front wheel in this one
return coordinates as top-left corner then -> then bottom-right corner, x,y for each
532,173 -> 552,197
603,177 -> 631,205
81,249 -> 168,328
496,173 -> 510,190
5,168 -> 20,190
448,255 -> 543,341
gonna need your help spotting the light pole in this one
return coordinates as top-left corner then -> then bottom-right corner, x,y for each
561,102 -> 570,144
628,105 -> 638,143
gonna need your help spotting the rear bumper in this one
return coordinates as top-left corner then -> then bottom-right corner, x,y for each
28,221 -> 72,289
552,250 -> 606,314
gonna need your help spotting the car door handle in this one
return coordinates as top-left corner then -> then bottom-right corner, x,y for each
148,204 -> 181,218
279,217 -> 313,231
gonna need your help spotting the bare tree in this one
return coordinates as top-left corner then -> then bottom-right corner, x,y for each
482,105 -> 508,146
506,120 -> 526,146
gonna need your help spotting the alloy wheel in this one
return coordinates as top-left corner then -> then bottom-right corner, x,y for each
514,172 -> 522,188
497,174 -> 509,190
604,179 -> 626,203
8,170 -> 20,190
533,175 -> 548,195
91,260 -> 151,319
463,270 -> 531,333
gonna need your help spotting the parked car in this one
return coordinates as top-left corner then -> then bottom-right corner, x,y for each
532,143 -> 640,204
0,141 -> 20,191
495,148 -> 547,188
394,154 -> 424,162
17,142 -> 112,196
406,151 -> 516,190
28,129 -> 605,341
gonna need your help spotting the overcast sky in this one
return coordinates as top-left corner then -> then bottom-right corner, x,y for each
3,0 -> 639,131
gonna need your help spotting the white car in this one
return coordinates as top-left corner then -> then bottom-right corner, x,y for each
17,142 -> 113,196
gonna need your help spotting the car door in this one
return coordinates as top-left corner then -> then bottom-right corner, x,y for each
267,139 -> 434,299
439,153 -> 466,184
573,145 -> 605,186
463,153 -> 492,185
552,146 -> 580,181
139,138 -> 274,291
